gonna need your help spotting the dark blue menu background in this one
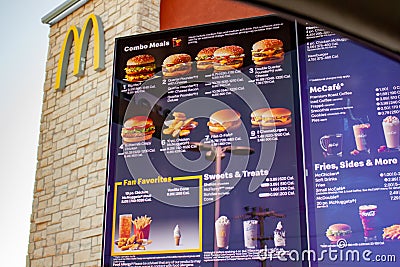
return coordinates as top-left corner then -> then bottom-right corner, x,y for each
298,24 -> 400,266
103,16 -> 307,267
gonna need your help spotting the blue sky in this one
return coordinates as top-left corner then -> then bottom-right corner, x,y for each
0,1 -> 61,265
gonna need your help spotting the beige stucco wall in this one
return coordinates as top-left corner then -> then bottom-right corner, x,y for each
28,1 -> 160,266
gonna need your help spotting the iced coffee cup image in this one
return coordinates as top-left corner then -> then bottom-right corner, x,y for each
215,216 -> 231,249
359,205 -> 378,241
382,116 -> 400,150
352,123 -> 371,153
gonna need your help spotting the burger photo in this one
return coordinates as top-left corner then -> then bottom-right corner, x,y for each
259,107 -> 292,127
250,107 -> 272,126
121,116 -> 155,143
207,109 -> 242,133
213,45 -> 245,71
325,223 -> 352,242
195,47 -> 219,70
124,54 -> 156,82
162,53 -> 192,77
251,39 -> 284,66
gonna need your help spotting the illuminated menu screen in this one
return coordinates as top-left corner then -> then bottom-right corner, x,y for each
102,15 -> 306,267
102,15 -> 400,267
298,25 -> 400,266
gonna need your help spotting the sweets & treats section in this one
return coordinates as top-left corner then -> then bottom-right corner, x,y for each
102,15 -> 400,267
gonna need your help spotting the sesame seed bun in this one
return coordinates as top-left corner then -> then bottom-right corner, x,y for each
126,54 -> 155,66
162,54 -> 192,77
213,45 -> 245,71
213,45 -> 244,57
252,39 -> 285,66
252,39 -> 283,51
196,47 -> 219,70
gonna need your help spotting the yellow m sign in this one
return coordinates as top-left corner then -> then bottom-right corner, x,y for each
55,14 -> 105,90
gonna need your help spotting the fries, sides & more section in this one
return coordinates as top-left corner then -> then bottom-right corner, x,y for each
102,15 -> 400,267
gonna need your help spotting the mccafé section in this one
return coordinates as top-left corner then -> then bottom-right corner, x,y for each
29,0 -> 400,267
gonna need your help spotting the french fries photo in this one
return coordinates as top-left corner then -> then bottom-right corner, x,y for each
115,215 -> 153,251
383,224 -> 400,240
163,112 -> 198,138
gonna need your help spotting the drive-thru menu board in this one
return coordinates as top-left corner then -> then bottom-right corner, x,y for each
298,24 -> 400,266
103,16 -> 305,267
102,15 -> 400,267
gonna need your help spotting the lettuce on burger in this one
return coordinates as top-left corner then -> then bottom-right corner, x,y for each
121,116 -> 155,143
326,223 -> 352,242
124,54 -> 156,82
195,47 -> 219,70
213,45 -> 245,71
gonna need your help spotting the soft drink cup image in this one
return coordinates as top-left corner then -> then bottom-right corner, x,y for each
359,205 -> 378,241
119,214 -> 132,239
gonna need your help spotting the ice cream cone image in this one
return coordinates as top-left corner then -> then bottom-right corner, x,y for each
174,224 -> 181,246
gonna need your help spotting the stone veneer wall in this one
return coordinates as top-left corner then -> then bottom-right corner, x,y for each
28,1 -> 160,266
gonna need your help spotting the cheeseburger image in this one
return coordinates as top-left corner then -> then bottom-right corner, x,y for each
195,47 -> 219,70
325,223 -> 352,242
124,54 -> 156,82
251,108 -> 272,126
251,107 -> 292,127
207,109 -> 242,133
213,45 -> 245,71
252,39 -> 284,66
121,116 -> 155,143
162,53 -> 192,77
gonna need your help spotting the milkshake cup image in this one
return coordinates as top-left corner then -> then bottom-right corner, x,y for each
382,116 -> 400,149
353,123 -> 371,153
359,205 -> 378,241
243,220 -> 258,248
274,221 -> 286,248
215,216 -> 231,249
174,224 -> 181,246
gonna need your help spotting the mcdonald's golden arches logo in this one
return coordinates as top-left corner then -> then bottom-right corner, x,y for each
55,13 -> 105,90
